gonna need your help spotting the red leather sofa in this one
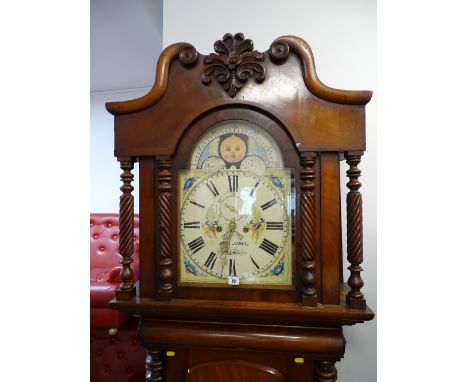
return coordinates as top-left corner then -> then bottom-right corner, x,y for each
90,213 -> 145,381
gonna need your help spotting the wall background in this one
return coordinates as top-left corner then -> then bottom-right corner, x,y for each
91,0 -> 164,92
91,1 -> 376,381
90,0 -> 164,212
91,89 -> 146,212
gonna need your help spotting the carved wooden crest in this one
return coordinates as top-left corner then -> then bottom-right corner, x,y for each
201,33 -> 266,97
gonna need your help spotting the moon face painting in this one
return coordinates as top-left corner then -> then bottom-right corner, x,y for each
190,120 -> 284,175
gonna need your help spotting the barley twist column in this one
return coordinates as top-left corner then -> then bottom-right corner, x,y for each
116,157 -> 136,300
145,349 -> 164,382
300,153 -> 318,306
157,158 -> 174,299
345,152 -> 366,310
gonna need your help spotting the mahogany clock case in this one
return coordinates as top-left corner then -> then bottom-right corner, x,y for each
106,33 -> 374,382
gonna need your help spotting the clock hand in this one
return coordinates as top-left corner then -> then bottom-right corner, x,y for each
224,203 -> 236,213
222,221 -> 237,250
220,221 -> 237,276
228,220 -> 237,233
226,221 -> 237,254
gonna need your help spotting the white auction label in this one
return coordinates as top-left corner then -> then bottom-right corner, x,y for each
228,276 -> 240,285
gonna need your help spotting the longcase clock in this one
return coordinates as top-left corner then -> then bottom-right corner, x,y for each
106,33 -> 374,382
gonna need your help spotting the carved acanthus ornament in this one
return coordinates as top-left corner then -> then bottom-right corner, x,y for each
202,33 -> 266,97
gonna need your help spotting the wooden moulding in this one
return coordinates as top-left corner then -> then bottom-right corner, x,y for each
111,61 -> 369,156
106,36 -> 371,117
110,298 -> 374,328
187,360 -> 286,382
105,43 -> 197,116
139,320 -> 346,359
269,35 -> 372,105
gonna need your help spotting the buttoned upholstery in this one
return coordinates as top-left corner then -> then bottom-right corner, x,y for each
90,213 -> 145,381
91,322 -> 145,382
90,213 -> 140,328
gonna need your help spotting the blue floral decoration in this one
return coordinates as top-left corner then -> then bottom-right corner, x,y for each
185,260 -> 198,275
271,176 -> 283,189
271,261 -> 284,276
183,177 -> 194,191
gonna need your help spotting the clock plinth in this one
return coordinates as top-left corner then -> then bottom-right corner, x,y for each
346,295 -> 367,310
302,294 -> 319,307
115,287 -> 136,301
106,33 -> 374,381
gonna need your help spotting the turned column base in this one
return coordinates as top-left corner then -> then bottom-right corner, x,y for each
346,294 -> 367,310
115,286 -> 136,301
302,294 -> 318,306
314,360 -> 338,382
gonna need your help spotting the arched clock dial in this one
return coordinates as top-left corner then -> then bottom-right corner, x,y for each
190,120 -> 284,174
179,169 -> 292,285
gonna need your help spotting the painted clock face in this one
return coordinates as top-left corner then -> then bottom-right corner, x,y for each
190,120 -> 284,175
179,121 -> 293,286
